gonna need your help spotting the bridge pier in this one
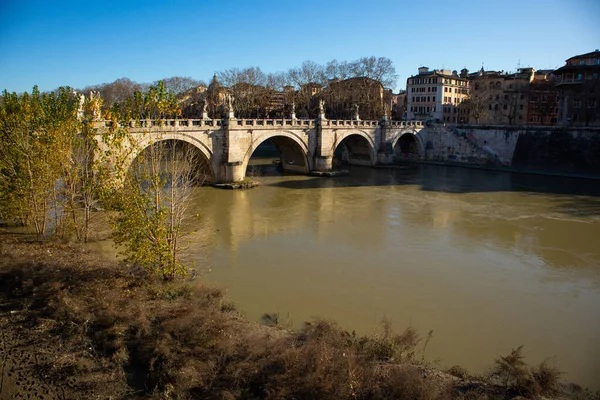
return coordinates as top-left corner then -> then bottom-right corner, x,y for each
312,155 -> 333,172
224,161 -> 245,182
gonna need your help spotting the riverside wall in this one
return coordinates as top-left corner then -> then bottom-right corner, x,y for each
419,125 -> 600,177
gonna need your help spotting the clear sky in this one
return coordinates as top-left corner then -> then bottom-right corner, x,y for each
1,0 -> 599,93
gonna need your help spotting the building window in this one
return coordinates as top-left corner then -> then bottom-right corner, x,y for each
494,104 -> 499,110
579,60 -> 585,65
577,74 -> 583,80
489,104 -> 492,110
432,96 -> 436,102
574,100 -> 582,108
503,104 -> 508,110
519,104 -> 523,110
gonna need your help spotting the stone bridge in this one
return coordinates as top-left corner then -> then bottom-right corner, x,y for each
95,114 -> 425,183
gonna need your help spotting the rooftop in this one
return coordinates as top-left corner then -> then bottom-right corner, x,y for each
566,49 -> 600,61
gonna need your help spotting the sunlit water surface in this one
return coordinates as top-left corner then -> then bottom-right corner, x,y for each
183,162 -> 599,389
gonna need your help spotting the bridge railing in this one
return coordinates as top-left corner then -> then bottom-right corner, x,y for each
96,119 -> 223,129
389,121 -> 424,128
235,119 -> 317,128
95,118 -> 425,130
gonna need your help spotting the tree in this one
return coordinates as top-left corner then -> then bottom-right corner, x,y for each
265,71 -> 291,91
0,86 -> 81,237
80,77 -> 144,110
325,59 -> 352,81
287,61 -> 327,88
348,56 -> 398,89
106,82 -> 202,280
217,66 -> 267,87
159,76 -> 205,95
464,82 -> 492,124
111,139 -> 203,280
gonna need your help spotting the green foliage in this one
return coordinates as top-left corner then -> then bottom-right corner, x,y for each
0,86 -> 92,238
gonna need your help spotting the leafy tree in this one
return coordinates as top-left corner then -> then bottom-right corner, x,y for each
105,82 -> 201,280
111,139 -> 202,280
0,86 -> 81,237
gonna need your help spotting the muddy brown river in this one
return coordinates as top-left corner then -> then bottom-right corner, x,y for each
180,162 -> 600,389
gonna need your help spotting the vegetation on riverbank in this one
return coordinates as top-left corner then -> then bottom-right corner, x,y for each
1,233 -> 598,399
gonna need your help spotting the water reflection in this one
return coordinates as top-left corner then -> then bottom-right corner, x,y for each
185,164 -> 600,389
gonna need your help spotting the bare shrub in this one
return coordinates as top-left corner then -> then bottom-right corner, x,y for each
361,318 -> 421,362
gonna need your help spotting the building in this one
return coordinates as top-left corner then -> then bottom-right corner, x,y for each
553,50 -> 600,126
391,90 -> 407,120
526,70 -> 559,126
466,68 -> 533,125
406,67 -> 470,123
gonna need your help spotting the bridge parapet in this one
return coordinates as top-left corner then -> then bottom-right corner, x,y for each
388,121 -> 424,128
94,118 -> 425,132
94,119 -> 223,131
231,118 -> 316,128
323,120 -> 380,127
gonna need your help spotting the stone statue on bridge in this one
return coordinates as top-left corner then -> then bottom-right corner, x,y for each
352,103 -> 360,121
202,100 -> 209,119
76,92 -> 85,120
225,94 -> 235,119
318,99 -> 325,116
89,91 -> 102,121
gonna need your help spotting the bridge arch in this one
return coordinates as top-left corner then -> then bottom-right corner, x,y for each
241,130 -> 311,176
130,132 -> 216,182
391,130 -> 425,159
332,130 -> 377,166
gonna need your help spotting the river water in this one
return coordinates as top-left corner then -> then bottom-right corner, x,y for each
184,161 -> 600,389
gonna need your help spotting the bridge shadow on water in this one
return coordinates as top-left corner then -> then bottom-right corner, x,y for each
265,164 -> 600,217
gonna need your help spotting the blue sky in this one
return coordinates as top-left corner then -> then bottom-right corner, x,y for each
1,0 -> 599,93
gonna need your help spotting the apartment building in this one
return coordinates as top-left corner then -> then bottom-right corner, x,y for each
554,49 -> 600,126
406,67 -> 470,123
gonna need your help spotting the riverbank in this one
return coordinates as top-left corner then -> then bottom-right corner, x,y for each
1,232 -> 597,399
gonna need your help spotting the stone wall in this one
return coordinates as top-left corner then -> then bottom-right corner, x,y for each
420,124 -> 600,176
